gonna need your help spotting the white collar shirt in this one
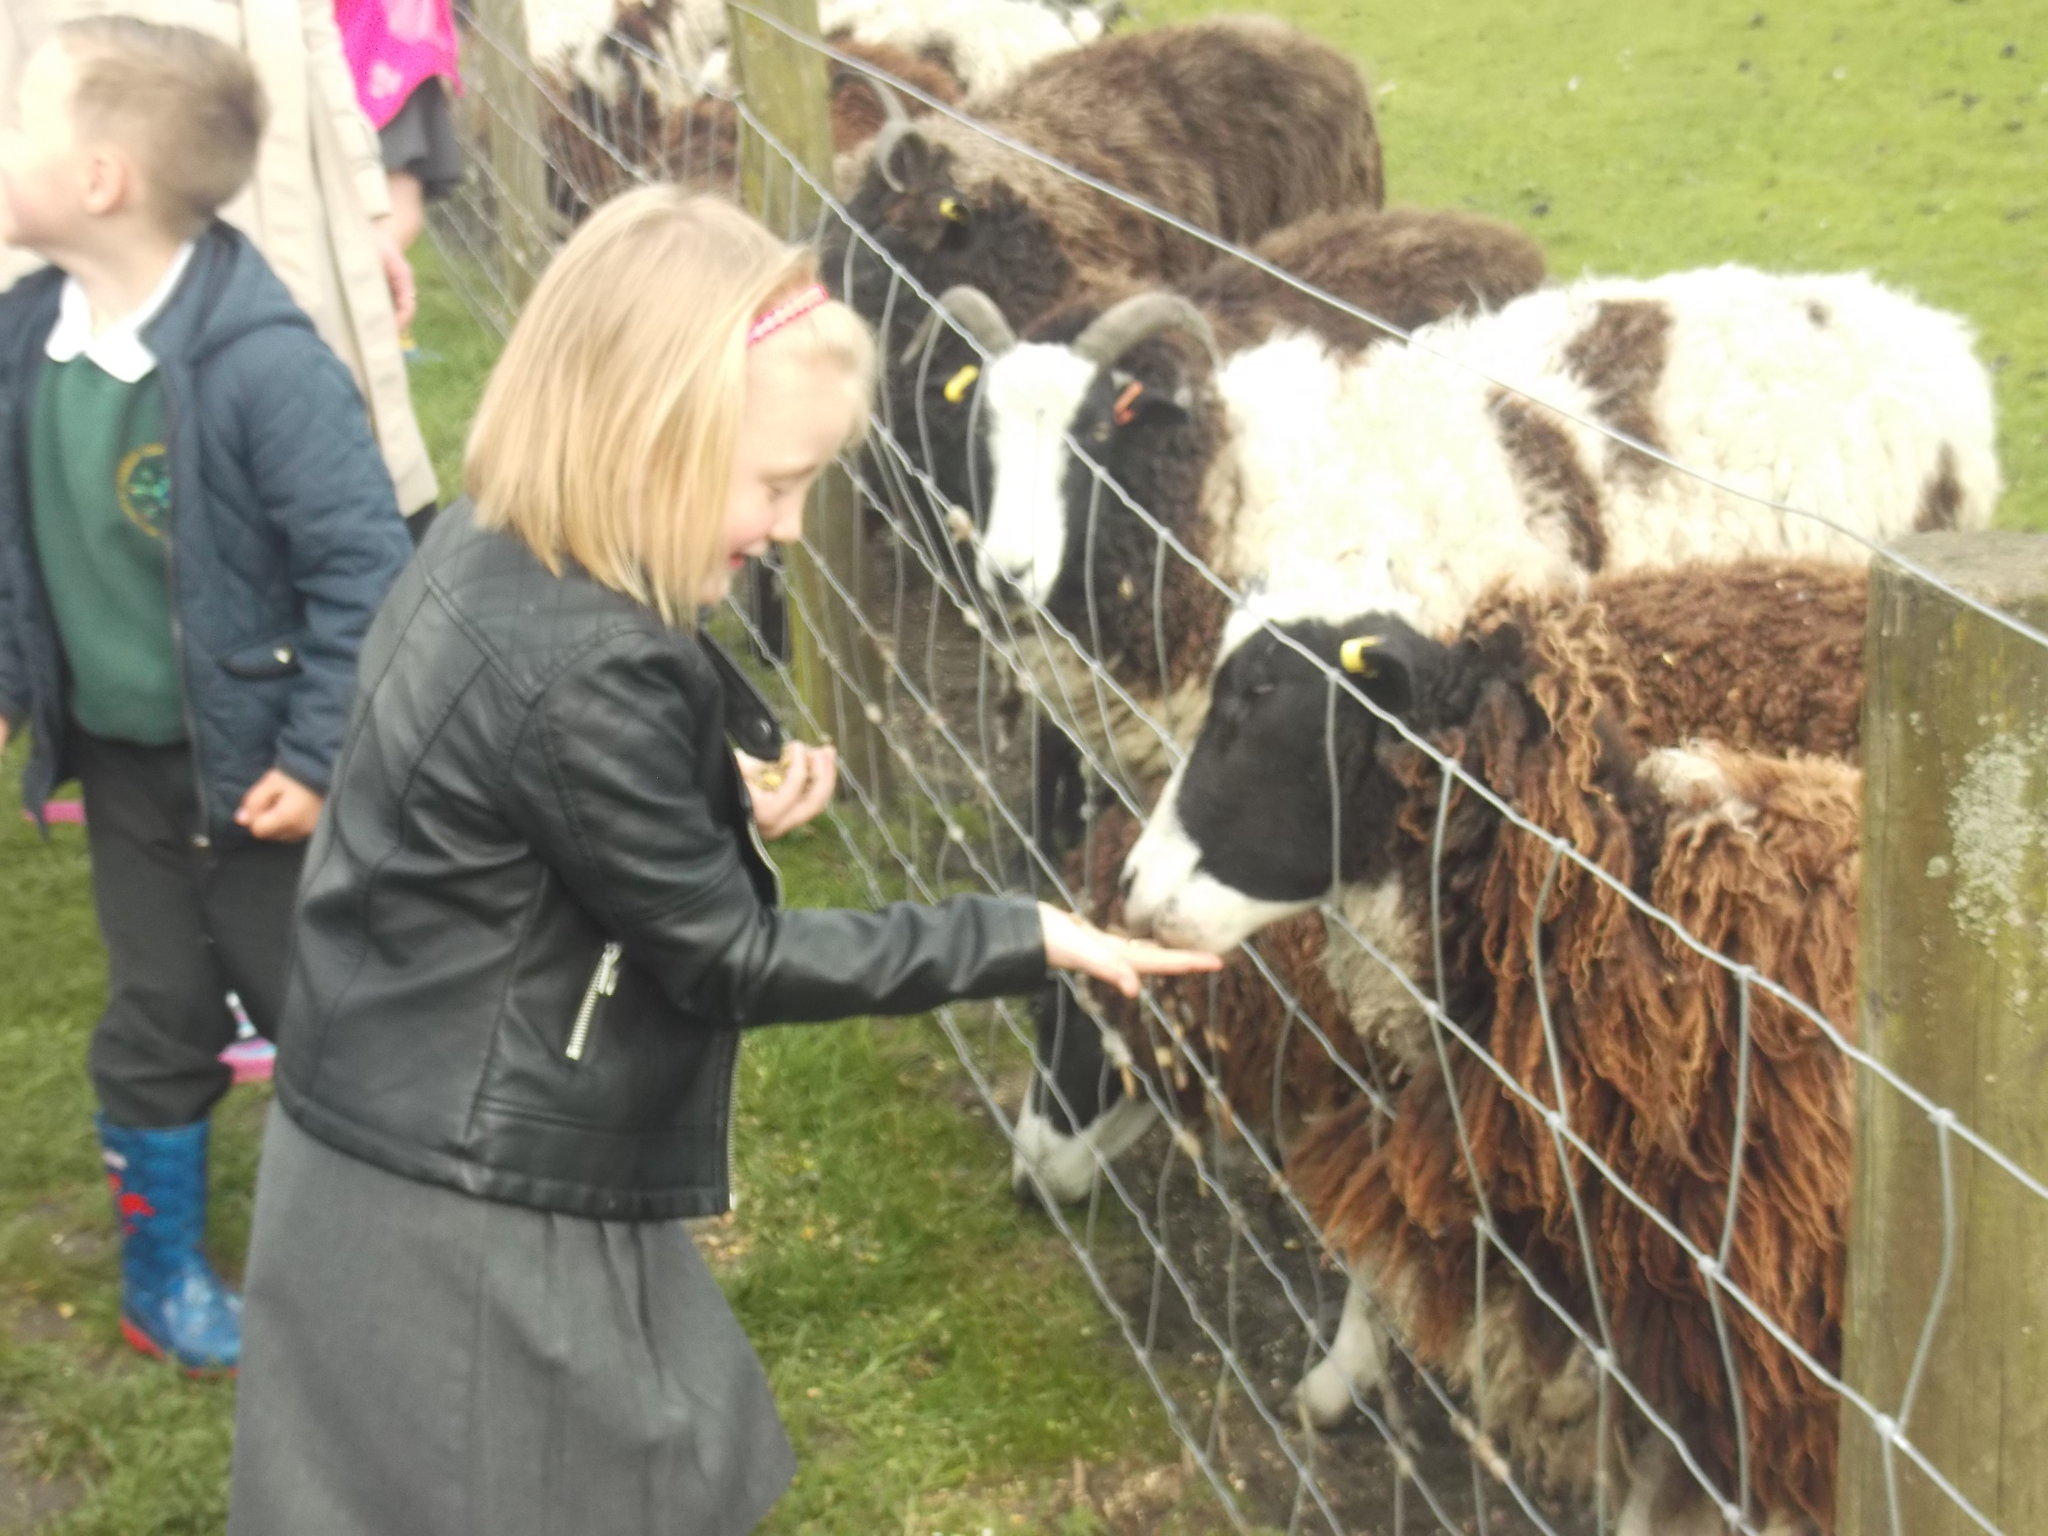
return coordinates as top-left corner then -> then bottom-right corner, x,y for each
43,242 -> 198,384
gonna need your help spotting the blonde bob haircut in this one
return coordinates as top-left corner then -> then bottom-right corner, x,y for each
465,188 -> 875,626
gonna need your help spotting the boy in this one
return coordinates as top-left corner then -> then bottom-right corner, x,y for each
0,17 -> 411,1372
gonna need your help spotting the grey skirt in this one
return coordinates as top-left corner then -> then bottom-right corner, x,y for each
228,1107 -> 795,1536
380,76 -> 463,199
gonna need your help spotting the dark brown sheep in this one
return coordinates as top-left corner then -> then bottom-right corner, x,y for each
1588,558 -> 1866,762
830,18 -> 1384,348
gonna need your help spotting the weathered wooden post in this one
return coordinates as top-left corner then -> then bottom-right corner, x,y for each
728,0 -> 889,795
1839,531 -> 2048,1534
465,0 -> 556,304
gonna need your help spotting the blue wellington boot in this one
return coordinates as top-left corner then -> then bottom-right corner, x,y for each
95,1115 -> 241,1374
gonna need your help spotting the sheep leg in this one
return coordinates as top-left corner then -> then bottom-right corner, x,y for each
1010,1089 -> 1159,1206
1294,1277 -> 1396,1430
1010,979 -> 1158,1205
1614,1431 -> 1736,1536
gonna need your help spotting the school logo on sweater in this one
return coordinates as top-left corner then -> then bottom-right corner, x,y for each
116,444 -> 170,539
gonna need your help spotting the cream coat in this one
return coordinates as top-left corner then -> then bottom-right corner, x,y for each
1,0 -> 436,513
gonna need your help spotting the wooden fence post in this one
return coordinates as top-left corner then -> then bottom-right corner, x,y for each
1839,531 -> 2048,1534
466,0 -> 555,303
728,0 -> 889,796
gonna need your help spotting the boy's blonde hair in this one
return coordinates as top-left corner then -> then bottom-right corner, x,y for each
465,188 -> 875,627
57,17 -> 266,237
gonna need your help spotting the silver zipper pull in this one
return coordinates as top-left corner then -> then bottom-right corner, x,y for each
565,942 -> 624,1062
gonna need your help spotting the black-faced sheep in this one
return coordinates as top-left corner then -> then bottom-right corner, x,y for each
826,17 -> 1384,358
967,263 -> 1995,785
1121,573 -> 1864,1533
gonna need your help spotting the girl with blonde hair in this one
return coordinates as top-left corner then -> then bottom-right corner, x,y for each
227,186 -> 1216,1536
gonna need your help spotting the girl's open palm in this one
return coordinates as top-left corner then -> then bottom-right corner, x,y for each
1039,905 -> 1221,997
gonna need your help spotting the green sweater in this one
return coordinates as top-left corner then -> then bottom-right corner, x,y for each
29,355 -> 185,745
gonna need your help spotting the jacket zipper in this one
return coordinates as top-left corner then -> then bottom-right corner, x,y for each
565,942 -> 623,1062
156,381 -> 213,842
724,1032 -> 743,1210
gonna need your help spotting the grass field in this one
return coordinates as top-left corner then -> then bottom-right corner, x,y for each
3,0 -> 2042,1530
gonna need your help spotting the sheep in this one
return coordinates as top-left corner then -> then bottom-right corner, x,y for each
962,263 -> 1996,786
827,17 -> 1384,361
882,205 -> 1545,555
1119,574 -> 1864,1532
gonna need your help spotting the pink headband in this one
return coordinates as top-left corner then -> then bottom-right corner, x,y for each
747,284 -> 830,347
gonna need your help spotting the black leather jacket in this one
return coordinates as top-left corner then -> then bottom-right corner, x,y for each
276,503 -> 1046,1220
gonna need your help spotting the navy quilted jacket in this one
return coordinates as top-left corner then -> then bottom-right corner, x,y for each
0,223 -> 412,838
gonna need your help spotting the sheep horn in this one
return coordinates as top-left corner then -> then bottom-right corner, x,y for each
898,285 -> 1018,367
1071,292 -> 1219,369
866,82 -> 921,194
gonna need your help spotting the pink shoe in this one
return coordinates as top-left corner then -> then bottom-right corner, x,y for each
21,799 -> 85,826
219,1037 -> 275,1085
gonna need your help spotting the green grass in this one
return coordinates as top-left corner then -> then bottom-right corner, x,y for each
405,243 -> 503,500
1141,0 -> 2047,529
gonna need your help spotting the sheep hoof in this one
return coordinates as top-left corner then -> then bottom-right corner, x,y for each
1293,1355 -> 1364,1430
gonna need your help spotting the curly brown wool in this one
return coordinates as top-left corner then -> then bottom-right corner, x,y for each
1291,567 -> 1863,1528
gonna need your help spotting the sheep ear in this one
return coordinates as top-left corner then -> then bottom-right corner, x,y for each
1338,630 -> 1431,715
1116,361 -> 1194,428
1154,355 -> 1194,420
883,131 -> 935,188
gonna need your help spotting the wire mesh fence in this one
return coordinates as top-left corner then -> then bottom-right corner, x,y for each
435,4 -> 2048,1530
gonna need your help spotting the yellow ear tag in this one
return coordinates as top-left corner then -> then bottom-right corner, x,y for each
942,364 -> 980,404
938,195 -> 967,222
1339,635 -> 1383,676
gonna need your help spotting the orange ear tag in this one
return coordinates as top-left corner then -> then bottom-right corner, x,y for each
1111,379 -> 1146,427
